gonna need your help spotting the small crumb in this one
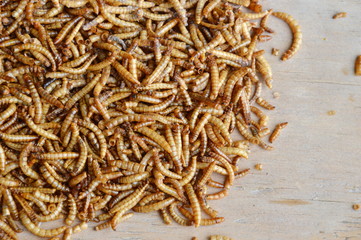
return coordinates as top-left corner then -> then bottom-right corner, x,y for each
327,110 -> 336,116
273,92 -> 280,99
333,12 -> 347,19
255,163 -> 263,171
272,48 -> 279,56
352,204 -> 360,211
322,38 -> 327,41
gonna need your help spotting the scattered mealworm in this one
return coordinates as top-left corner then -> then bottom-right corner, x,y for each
355,56 -> 361,76
269,122 -> 288,143
332,12 -> 347,19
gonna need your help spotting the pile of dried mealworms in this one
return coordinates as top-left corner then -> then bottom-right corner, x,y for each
0,0 -> 301,239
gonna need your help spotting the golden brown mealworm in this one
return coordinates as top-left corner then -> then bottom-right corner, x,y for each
209,235 -> 235,240
20,211 -> 66,238
184,183 -> 201,227
0,219 -> 18,240
177,205 -> 224,226
138,192 -> 166,206
37,201 -> 63,222
40,165 -> 70,192
133,197 -> 175,213
109,186 -> 148,230
272,12 -> 302,61
269,122 -> 288,143
76,119 -> 107,159
153,149 -> 182,179
142,49 -> 172,85
355,56 -> 361,76
64,74 -> 100,109
159,208 -> 172,225
0,132 -> 38,143
168,202 -> 192,226
33,191 -> 66,203
19,142 -> 39,180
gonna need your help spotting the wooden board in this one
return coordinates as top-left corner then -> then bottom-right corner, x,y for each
20,0 -> 361,239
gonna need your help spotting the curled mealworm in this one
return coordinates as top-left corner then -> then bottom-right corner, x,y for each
272,12 -> 302,61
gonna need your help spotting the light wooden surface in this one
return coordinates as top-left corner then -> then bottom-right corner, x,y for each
22,0 -> 361,239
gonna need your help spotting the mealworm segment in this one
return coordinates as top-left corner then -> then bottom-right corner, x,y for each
0,0 -> 298,238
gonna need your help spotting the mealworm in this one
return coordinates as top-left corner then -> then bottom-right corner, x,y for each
3,188 -> 19,220
206,189 -> 229,200
256,97 -> 275,110
209,235 -> 235,240
237,10 -> 269,20
64,74 -> 100,109
136,127 -> 171,153
184,183 -> 201,227
20,211 -> 67,238
159,208 -> 172,225
14,43 -> 56,71
37,201 -> 64,222
272,12 -> 302,61
0,219 -> 18,240
269,122 -> 288,143
177,205 -> 224,226
33,191 -> 66,203
153,170 -> 183,201
190,113 -> 211,143
0,132 -> 38,143
23,74 -> 42,124
58,54 -> 97,74
192,32 -> 225,60
168,202 -> 192,226
22,114 -> 58,141
34,152 -> 79,161
133,197 -> 175,213
197,161 -> 217,187
197,189 -> 218,218
333,12 -> 347,19
256,55 -> 273,89
355,56 -> 361,76
40,165 -> 70,192
18,142 -> 39,180
195,0 -> 207,24
108,182 -> 148,224
153,149 -> 182,179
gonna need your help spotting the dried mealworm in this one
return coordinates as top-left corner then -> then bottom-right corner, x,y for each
355,56 -> 361,76
269,122 -> 288,143
133,197 -> 175,213
333,12 -> 347,19
184,183 -> 201,227
20,211 -> 66,238
272,12 -> 302,61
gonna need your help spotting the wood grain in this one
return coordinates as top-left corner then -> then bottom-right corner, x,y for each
20,0 -> 361,239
